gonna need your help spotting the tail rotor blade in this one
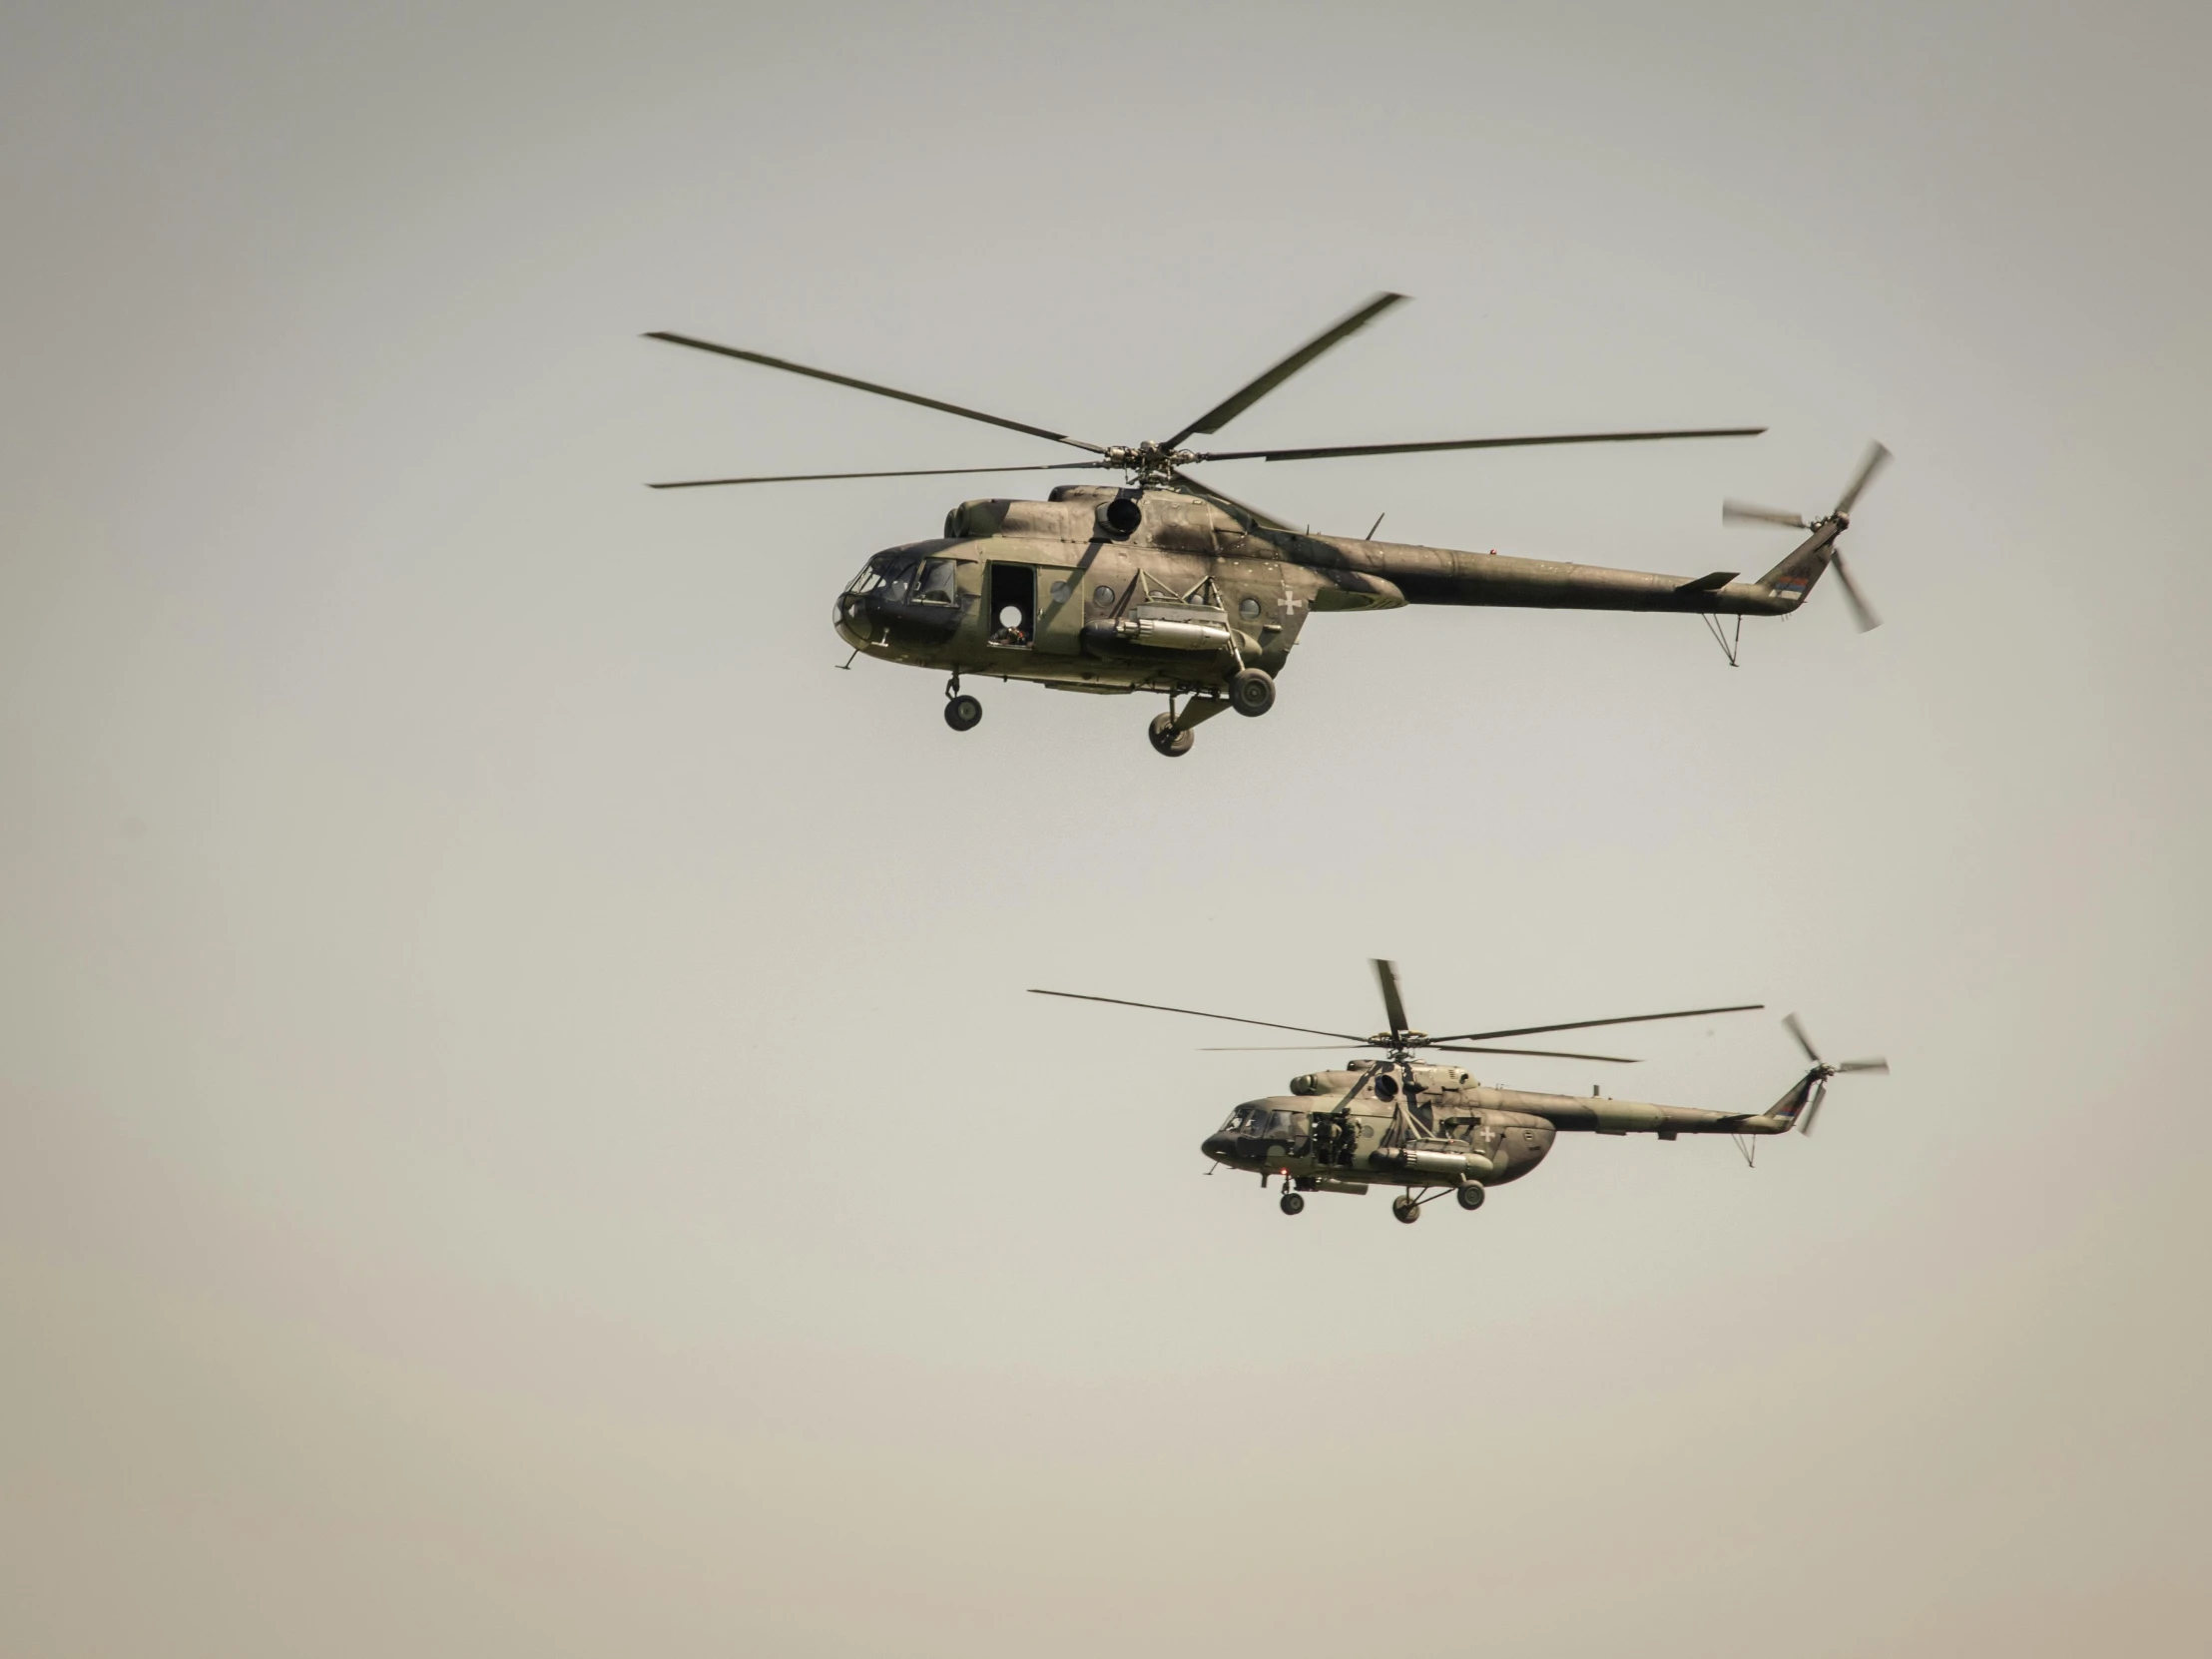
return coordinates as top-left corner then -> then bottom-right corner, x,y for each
1782,1013 -> 1823,1067
1831,549 -> 1883,632
1837,1058 -> 1890,1075
1723,501 -> 1810,529
1800,1077 -> 1830,1135
1833,441 -> 1891,517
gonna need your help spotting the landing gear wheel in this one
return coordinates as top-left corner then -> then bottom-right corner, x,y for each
1391,1195 -> 1421,1225
1455,1184 -> 1486,1212
1230,667 -> 1276,718
944,694 -> 982,732
1279,1191 -> 1305,1216
1147,712 -> 1194,758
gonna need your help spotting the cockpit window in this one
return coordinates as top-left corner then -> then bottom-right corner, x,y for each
861,554 -> 917,603
914,558 -> 959,604
851,552 -> 961,606
1222,1106 -> 1303,1137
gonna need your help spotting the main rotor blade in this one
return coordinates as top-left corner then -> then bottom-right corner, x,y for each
1723,500 -> 1811,529
1189,426 -> 1766,464
1831,549 -> 1883,632
1833,441 -> 1892,517
1424,1044 -> 1640,1063
649,460 -> 1112,489
644,331 -> 1109,454
1373,958 -> 1410,1039
1427,1002 -> 1764,1045
1837,1058 -> 1890,1074
1783,1013 -> 1823,1067
1027,988 -> 1365,1044
1163,292 -> 1407,450
1166,467 -> 1297,533
1198,1038 -> 1641,1064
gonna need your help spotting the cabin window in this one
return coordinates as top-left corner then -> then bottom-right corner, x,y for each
1094,584 -> 1115,606
1239,596 -> 1262,618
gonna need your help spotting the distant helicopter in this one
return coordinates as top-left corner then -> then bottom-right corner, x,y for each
646,294 -> 1890,755
1032,960 -> 1887,1224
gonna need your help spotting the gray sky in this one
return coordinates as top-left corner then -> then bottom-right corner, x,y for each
3,3 -> 2207,1654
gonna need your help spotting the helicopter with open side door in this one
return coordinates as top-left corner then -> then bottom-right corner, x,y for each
1031,960 -> 1887,1224
645,294 -> 1892,755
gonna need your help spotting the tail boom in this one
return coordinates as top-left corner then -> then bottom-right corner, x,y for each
1301,536 -> 1825,616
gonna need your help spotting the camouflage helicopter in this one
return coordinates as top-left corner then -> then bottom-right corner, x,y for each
646,294 -> 1891,755
1032,960 -> 1887,1224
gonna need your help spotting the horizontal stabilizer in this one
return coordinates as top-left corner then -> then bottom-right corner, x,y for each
1676,570 -> 1738,593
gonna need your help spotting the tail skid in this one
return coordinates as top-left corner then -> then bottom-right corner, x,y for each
1728,1067 -> 1826,1167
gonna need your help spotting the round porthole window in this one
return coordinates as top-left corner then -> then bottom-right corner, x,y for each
1239,596 -> 1263,618
1093,584 -> 1115,605
1050,580 -> 1071,602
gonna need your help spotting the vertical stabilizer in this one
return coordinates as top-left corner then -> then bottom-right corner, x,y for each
1764,1068 -> 1824,1129
1756,528 -> 1841,610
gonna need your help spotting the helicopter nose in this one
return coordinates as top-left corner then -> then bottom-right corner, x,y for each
1200,1134 -> 1233,1161
832,591 -> 873,645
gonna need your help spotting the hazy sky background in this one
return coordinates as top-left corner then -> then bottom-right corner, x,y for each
3,3 -> 2207,1654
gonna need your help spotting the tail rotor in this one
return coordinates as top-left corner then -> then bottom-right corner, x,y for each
1724,442 -> 1891,632
1780,1012 -> 1890,1135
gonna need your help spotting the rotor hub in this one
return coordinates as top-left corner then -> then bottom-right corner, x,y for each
1103,441 -> 1198,480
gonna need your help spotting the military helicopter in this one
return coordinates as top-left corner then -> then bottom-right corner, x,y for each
646,294 -> 1891,755
1031,961 -> 1887,1224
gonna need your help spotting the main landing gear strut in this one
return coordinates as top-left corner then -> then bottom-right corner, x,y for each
1389,1184 -> 1485,1224
1278,1180 -> 1484,1223
943,675 -> 981,732
1148,670 -> 1274,758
